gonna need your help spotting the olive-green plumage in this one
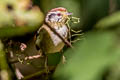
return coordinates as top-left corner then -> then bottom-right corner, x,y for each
36,24 -> 68,54
35,7 -> 71,54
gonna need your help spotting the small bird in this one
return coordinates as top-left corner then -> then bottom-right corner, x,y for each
36,7 -> 72,53
35,7 -> 72,71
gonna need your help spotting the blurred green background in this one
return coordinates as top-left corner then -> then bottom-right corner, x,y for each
1,0 -> 120,80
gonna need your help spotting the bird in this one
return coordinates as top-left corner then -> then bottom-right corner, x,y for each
35,7 -> 72,72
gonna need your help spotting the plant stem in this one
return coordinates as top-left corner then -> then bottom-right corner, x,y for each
0,40 -> 12,80
23,69 -> 46,80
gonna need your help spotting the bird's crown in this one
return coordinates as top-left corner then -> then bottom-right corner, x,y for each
45,7 -> 72,24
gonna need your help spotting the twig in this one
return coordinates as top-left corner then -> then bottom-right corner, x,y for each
23,69 -> 46,80
45,22 -> 73,48
9,54 -> 43,64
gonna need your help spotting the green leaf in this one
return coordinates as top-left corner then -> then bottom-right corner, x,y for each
54,31 -> 120,80
0,0 -> 44,38
95,11 -> 120,29
79,0 -> 109,30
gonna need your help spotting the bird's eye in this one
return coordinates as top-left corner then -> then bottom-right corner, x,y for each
57,13 -> 61,16
48,13 -> 55,18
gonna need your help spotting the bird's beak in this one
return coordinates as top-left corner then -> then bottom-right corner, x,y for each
66,12 -> 72,16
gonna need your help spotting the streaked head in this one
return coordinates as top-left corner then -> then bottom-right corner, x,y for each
45,7 -> 72,24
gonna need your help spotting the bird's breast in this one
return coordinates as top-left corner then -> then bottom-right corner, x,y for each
50,25 -> 68,46
40,24 -> 69,53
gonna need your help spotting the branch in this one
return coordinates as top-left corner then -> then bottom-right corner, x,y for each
9,54 -> 43,64
23,69 -> 46,80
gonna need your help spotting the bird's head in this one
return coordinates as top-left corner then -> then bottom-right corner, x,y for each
45,7 -> 72,24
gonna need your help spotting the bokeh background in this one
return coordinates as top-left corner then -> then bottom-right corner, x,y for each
1,0 -> 120,80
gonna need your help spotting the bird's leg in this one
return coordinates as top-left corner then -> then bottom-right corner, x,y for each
44,55 -> 49,73
37,49 -> 43,57
38,50 -> 49,73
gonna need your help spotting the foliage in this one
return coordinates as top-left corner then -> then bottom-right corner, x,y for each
1,0 -> 120,80
0,0 -> 44,38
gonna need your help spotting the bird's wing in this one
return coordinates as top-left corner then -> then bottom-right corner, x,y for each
35,26 -> 44,50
